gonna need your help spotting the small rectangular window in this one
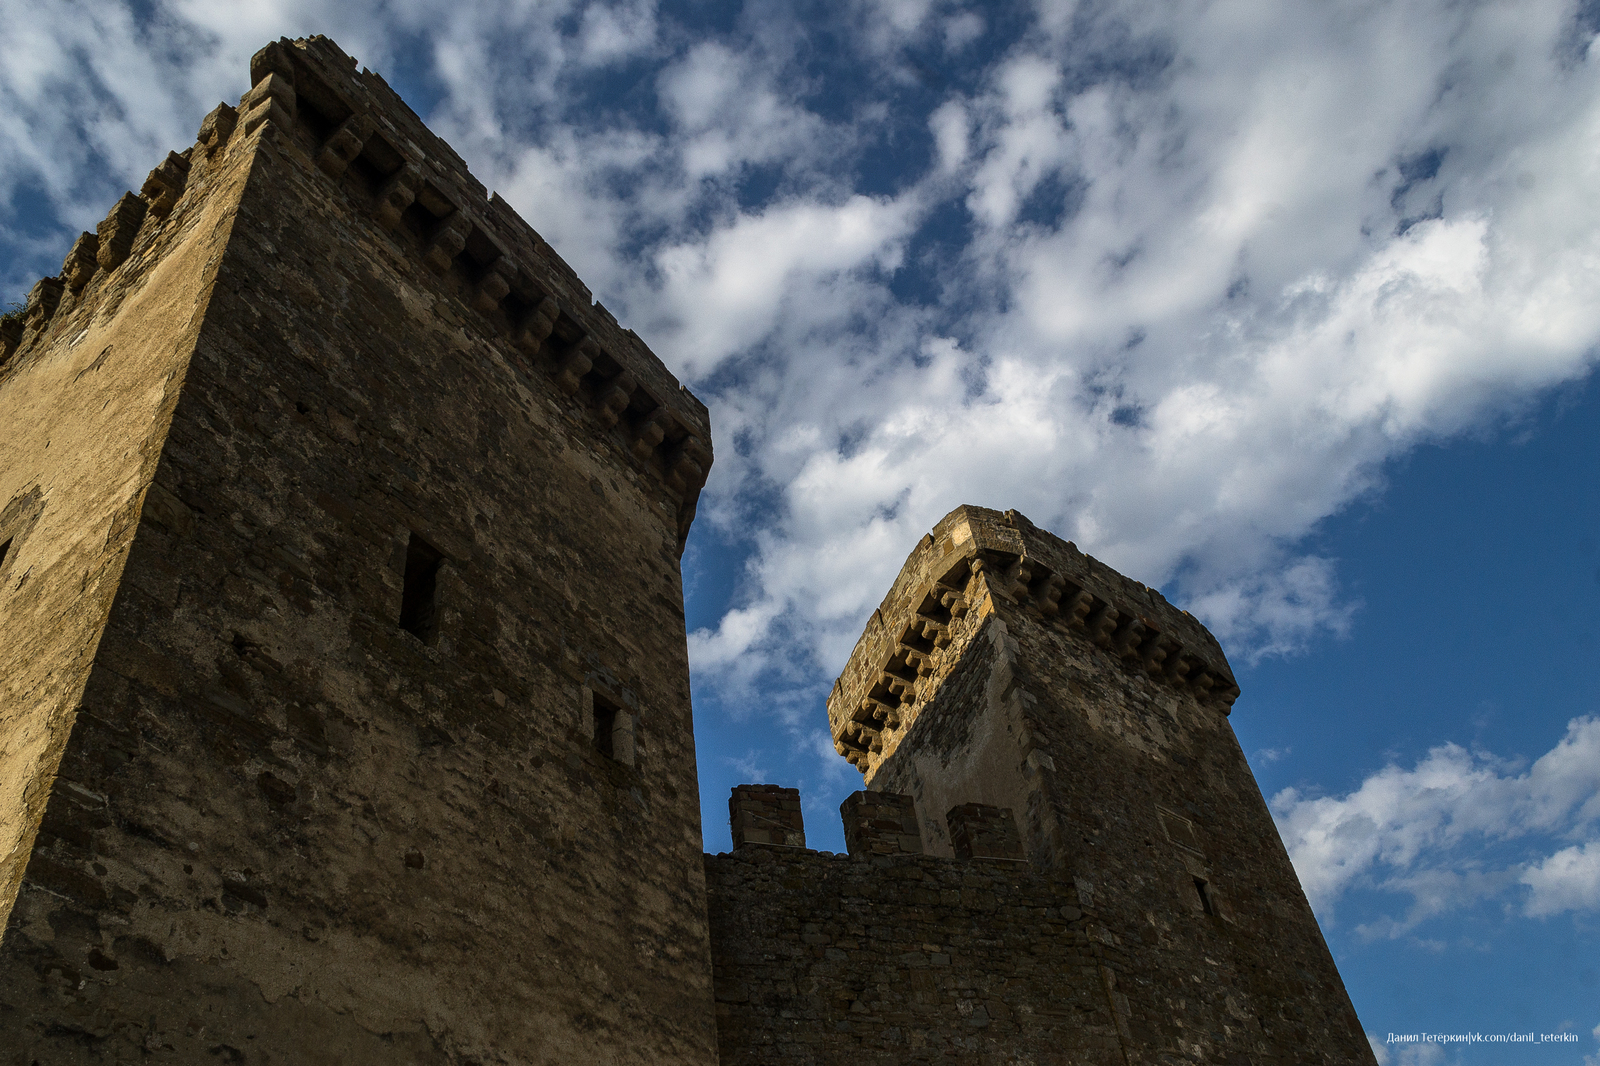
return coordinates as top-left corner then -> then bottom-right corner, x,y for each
592,694 -> 618,759
590,690 -> 636,767
1194,877 -> 1215,916
398,532 -> 443,642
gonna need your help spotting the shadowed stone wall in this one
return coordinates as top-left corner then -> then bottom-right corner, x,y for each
707,843 -> 1131,1066
808,505 -> 1376,1065
0,35 -> 716,1066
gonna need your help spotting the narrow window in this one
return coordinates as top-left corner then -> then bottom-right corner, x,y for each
589,691 -> 636,767
0,538 -> 11,571
398,532 -> 443,642
1194,877 -> 1215,916
592,694 -> 618,759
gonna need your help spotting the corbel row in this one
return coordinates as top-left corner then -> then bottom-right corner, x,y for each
831,547 -> 1239,772
238,42 -> 711,506
975,552 -> 1240,708
833,579 -> 973,769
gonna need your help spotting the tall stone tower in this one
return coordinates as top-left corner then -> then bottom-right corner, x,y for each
817,504 -> 1374,1062
0,36 -> 716,1064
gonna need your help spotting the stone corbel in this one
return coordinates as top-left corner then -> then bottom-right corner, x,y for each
861,696 -> 900,729
1110,618 -> 1147,657
1215,682 -> 1241,711
513,296 -> 559,357
1163,651 -> 1195,685
1139,634 -> 1175,672
374,163 -> 420,229
1034,573 -> 1067,617
593,370 -> 636,427
317,112 -> 374,178
915,613 -> 949,646
835,728 -> 870,766
1002,559 -> 1033,601
552,339 -> 596,394
1059,585 -> 1094,627
423,213 -> 471,274
25,277 -> 65,329
666,435 -> 710,494
938,585 -> 968,619
1085,602 -> 1120,646
630,406 -> 670,461
471,256 -> 516,313
1,316 -> 22,365
882,672 -> 916,702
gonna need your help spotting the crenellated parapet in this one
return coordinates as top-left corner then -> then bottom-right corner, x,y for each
827,505 -> 1239,774
2,35 -> 711,547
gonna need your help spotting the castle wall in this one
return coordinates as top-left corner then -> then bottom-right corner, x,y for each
0,122 -> 247,932
856,612 -> 1047,861
705,844 -> 1131,1066
1,37 -> 716,1066
828,506 -> 1376,1064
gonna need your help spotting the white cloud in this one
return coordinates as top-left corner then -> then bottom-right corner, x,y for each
6,0 -> 1600,787
651,195 -> 919,377
578,0 -> 659,65
1523,842 -> 1600,917
656,42 -> 836,183
1273,717 -> 1600,928
677,0 -> 1600,704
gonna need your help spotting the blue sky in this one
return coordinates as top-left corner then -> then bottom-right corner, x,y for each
3,0 -> 1598,1060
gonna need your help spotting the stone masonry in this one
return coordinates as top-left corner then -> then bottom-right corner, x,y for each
1,33 -> 1375,1066
726,504 -> 1375,1064
1,36 -> 714,1065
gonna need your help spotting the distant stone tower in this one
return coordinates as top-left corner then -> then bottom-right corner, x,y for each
0,36 -> 716,1064
818,504 -> 1374,1062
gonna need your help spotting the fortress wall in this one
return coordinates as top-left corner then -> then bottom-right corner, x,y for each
705,844 -> 1130,1066
0,113 -> 252,930
993,598 -> 1374,1062
830,505 -> 1376,1064
2,37 -> 716,1065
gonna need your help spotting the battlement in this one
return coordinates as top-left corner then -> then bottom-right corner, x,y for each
828,504 -> 1238,774
1,34 -> 710,546
726,783 -> 1025,863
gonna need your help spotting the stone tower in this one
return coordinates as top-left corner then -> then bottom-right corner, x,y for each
0,36 -> 716,1064
805,504 -> 1375,1062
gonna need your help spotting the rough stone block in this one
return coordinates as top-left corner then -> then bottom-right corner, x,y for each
62,232 -> 100,291
95,192 -> 148,271
840,790 -> 922,858
140,151 -> 192,216
24,277 -> 64,330
729,784 -> 805,849
946,803 -> 1025,862
198,101 -> 239,154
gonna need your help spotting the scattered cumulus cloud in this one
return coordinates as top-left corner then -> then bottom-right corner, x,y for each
1274,717 -> 1600,930
4,0 -> 1600,783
